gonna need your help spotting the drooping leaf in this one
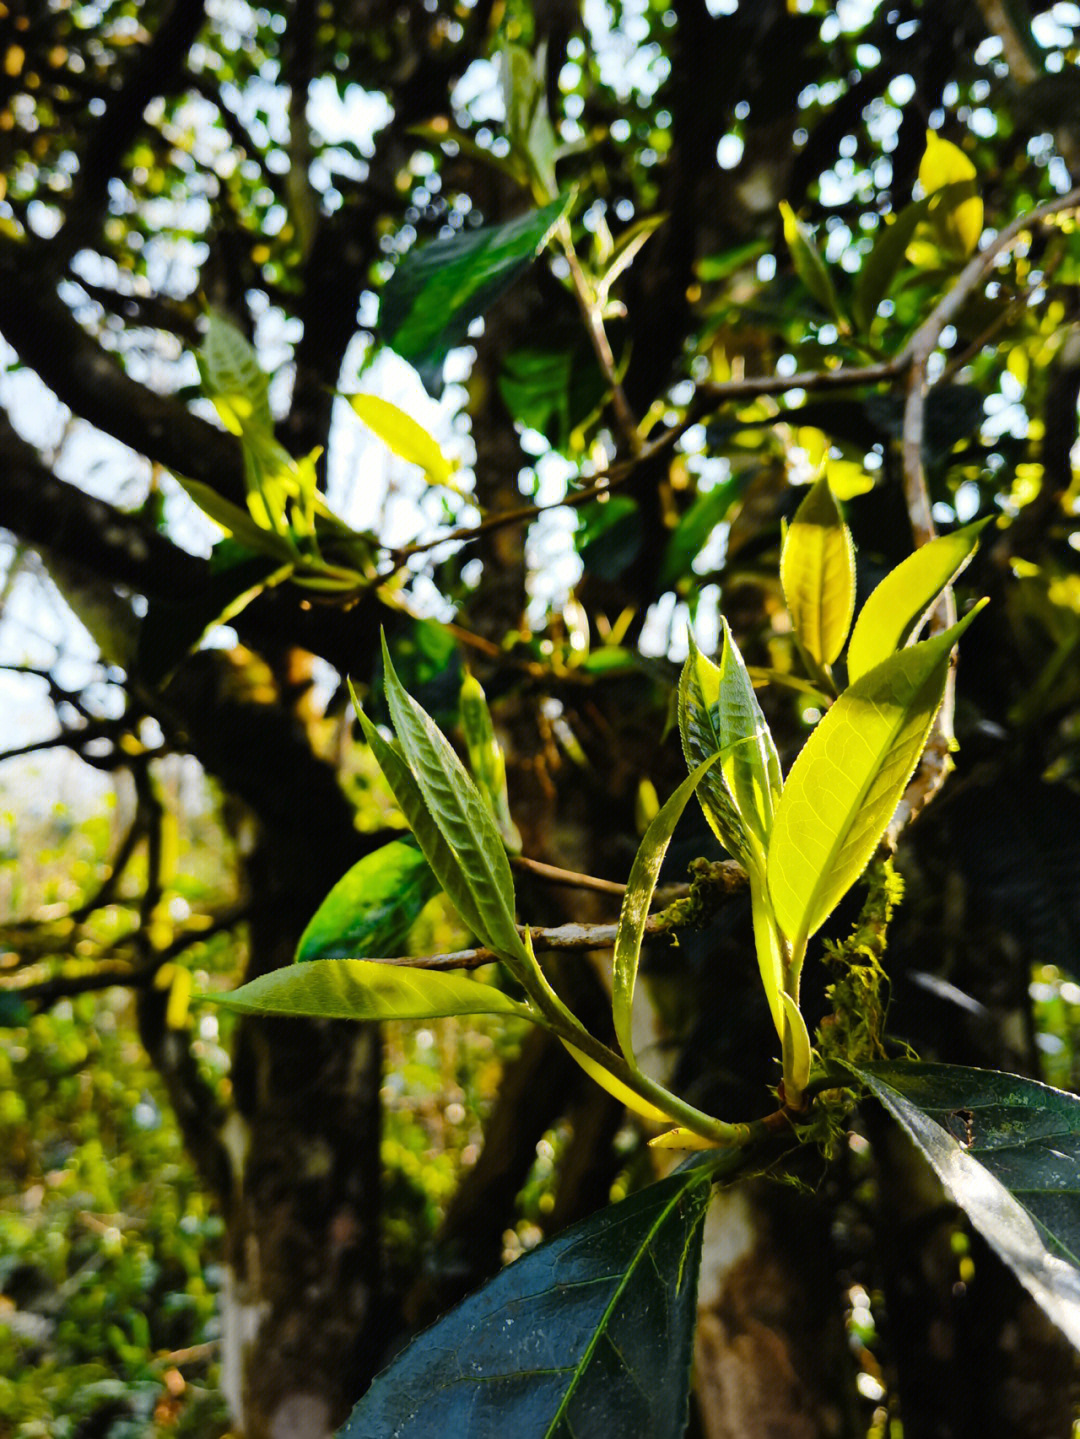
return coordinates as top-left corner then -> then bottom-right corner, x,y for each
379,637 -> 529,966
846,519 -> 990,682
348,393 -> 455,487
853,1061 -> 1080,1350
355,706 -> 492,954
678,628 -> 782,869
295,840 -> 441,963
612,755 -> 719,1066
379,196 -> 570,395
337,1162 -> 716,1439
210,958 -> 533,1023
779,201 -> 843,323
919,131 -> 983,258
852,196 -> 931,333
780,476 -> 856,669
767,604 -> 986,949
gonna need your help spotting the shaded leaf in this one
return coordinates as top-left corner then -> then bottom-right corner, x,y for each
577,496 -> 641,581
211,958 -> 533,1023
847,519 -> 990,682
780,476 -> 856,668
854,1061 -> 1080,1350
380,638 -> 529,965
780,201 -> 843,323
613,756 -> 719,1066
338,1163 -> 716,1439
678,628 -> 782,869
853,197 -> 931,333
348,393 -> 455,487
295,840 -> 441,963
379,197 -> 570,395
767,605 -> 985,948
659,475 -> 745,589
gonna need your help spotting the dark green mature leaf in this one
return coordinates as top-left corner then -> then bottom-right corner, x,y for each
577,496 -> 642,581
379,638 -> 529,966
659,476 -> 744,589
337,1162 -> 715,1439
295,840 -> 441,963
211,958 -> 533,1023
780,201 -> 843,323
852,197 -> 930,334
379,197 -> 570,395
613,756 -> 718,1065
854,1062 -> 1080,1350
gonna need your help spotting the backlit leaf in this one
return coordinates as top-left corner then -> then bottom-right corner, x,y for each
612,755 -> 719,1066
337,1162 -> 716,1439
295,840 -> 441,963
174,476 -> 296,561
779,201 -> 843,323
348,393 -> 455,487
197,311 -> 273,435
780,476 -> 856,668
846,519 -> 989,682
919,132 -> 983,258
767,604 -> 985,948
379,196 -> 570,395
211,958 -> 533,1023
854,1061 -> 1080,1350
678,628 -> 782,870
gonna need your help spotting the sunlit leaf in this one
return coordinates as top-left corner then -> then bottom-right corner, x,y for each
918,132 -> 983,258
612,755 -> 719,1067
174,476 -> 296,561
211,958 -> 533,1023
561,1041 -> 674,1125
348,393 -> 455,488
459,671 -> 522,854
379,196 -> 570,395
379,637 -> 529,966
854,1061 -> 1080,1350
197,311 -> 273,435
779,201 -> 843,323
767,604 -> 986,948
852,196 -> 931,333
678,628 -> 782,869
846,519 -> 990,682
780,992 -> 812,1097
337,1162 -> 716,1439
780,476 -> 856,669
295,840 -> 441,963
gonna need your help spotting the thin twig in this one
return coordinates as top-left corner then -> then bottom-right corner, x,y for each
369,916 -> 671,972
512,855 -> 628,896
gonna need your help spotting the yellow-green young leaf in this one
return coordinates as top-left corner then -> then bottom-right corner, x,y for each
767,603 -> 986,948
612,755 -> 719,1066
781,477 -> 856,668
847,519 -> 990,682
561,1042 -> 674,1126
678,629 -> 782,869
919,131 -> 983,258
174,476 -> 297,562
459,671 -> 522,854
779,201 -> 843,323
750,870 -> 785,1040
198,312 -> 273,435
380,636 -> 530,967
349,393 -> 455,487
209,958 -> 534,1023
781,992 -> 812,1098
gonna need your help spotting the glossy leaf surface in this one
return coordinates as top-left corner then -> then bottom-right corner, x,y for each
295,840 -> 441,963
379,196 -> 569,394
348,393 -> 454,487
780,476 -> 856,668
338,1163 -> 714,1439
855,1061 -> 1080,1349
846,519 -> 989,682
679,629 -> 781,868
767,606 -> 983,947
212,958 -> 532,1023
612,756 -> 718,1065
380,638 -> 529,965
